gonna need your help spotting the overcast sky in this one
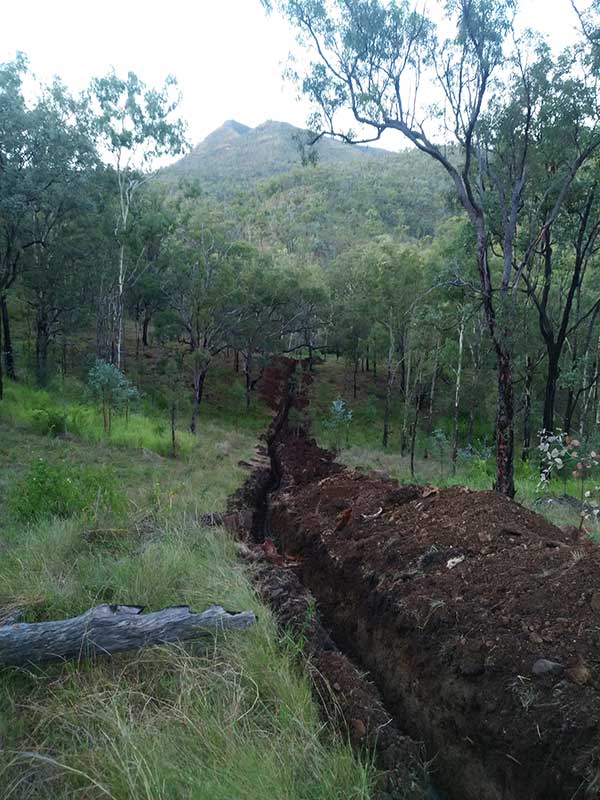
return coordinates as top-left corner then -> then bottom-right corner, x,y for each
1,0 -> 587,152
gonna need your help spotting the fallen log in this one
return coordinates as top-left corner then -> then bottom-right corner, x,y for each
0,603 -> 256,667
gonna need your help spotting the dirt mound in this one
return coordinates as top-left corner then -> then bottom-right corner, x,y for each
268,429 -> 600,800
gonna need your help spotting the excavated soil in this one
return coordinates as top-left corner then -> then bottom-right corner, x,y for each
233,358 -> 600,800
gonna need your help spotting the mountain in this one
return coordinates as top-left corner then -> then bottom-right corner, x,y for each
163,118 -> 455,254
165,119 -> 393,193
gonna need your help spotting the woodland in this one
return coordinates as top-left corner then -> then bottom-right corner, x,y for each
2,1 -> 600,798
3,0 -> 600,497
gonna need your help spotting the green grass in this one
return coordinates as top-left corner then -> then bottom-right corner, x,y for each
0,378 -> 373,800
0,520 -> 372,800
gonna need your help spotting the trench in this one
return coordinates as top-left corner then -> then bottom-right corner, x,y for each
234,360 -> 450,799
230,358 -> 592,800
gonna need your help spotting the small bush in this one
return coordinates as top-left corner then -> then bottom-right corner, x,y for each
29,407 -> 68,436
8,459 -> 126,524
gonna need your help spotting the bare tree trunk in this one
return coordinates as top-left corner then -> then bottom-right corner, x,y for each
142,313 -> 151,348
245,351 -> 253,411
0,307 -> 3,401
171,400 -> 177,458
382,326 -> 394,450
353,357 -> 359,400
0,294 -> 16,380
35,313 -> 50,386
542,349 -> 560,433
61,335 -> 67,379
423,341 -> 439,460
595,335 -> 600,436
0,604 -> 256,667
522,354 -> 534,462
581,335 -> 600,439
476,225 -> 515,498
494,350 -> 515,497
451,314 -> 465,474
410,365 -> 423,479
190,368 -> 207,434
400,337 -> 412,457
115,242 -> 126,369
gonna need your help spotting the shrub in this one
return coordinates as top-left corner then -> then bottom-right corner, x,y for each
29,407 -> 68,437
8,459 -> 126,524
325,398 -> 352,453
87,360 -> 139,433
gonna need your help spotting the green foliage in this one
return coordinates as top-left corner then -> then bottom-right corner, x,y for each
0,377 -> 372,800
29,407 -> 68,437
7,458 -> 125,524
0,380 -> 200,458
87,359 -> 139,432
325,397 -> 353,452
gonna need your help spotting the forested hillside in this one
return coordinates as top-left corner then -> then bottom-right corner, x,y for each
3,0 -> 600,795
166,118 -> 390,191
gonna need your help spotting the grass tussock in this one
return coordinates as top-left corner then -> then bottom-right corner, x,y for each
0,377 -> 373,800
0,520 -> 373,800
0,380 -> 200,458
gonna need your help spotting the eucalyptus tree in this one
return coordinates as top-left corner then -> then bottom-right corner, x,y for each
89,70 -> 186,368
339,238 -> 424,449
161,202 -> 242,433
328,245 -> 376,399
0,55 -> 97,395
514,167 -> 600,433
264,0 -> 600,496
229,251 -> 298,410
124,184 -> 176,354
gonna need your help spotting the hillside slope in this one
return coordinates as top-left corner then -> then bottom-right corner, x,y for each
164,118 -> 454,245
166,118 -> 392,191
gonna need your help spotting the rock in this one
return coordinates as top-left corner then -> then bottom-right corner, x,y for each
459,655 -> 485,677
350,718 -> 367,739
532,659 -> 564,676
215,440 -> 231,458
591,592 -> 600,614
529,632 -> 544,645
566,661 -> 592,686
370,469 -> 391,482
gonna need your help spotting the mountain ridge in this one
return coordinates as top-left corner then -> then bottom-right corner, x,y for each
165,118 -> 394,193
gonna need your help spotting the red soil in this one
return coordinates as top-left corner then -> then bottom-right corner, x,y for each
246,358 -> 600,798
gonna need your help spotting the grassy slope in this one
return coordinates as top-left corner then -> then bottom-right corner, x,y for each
309,358 -> 600,532
0,378 -> 372,800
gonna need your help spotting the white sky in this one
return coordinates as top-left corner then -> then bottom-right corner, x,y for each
1,0 -> 589,155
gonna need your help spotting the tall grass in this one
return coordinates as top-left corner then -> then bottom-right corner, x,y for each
0,377 -> 374,800
0,380 -> 198,457
0,519 -> 373,799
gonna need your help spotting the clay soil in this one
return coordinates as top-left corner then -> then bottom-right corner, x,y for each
243,359 -> 600,800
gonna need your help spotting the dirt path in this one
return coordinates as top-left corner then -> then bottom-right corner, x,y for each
229,358 -> 600,800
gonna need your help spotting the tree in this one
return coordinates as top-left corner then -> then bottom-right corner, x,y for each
230,251 -> 297,410
88,359 -> 138,434
265,0 -> 600,497
89,70 -> 186,368
0,55 -> 96,395
161,202 -> 241,433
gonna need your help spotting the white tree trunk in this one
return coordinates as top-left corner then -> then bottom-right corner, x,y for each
451,313 -> 466,474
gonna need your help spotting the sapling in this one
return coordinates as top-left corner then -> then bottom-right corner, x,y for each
432,429 -> 448,479
326,398 -> 352,453
87,360 -> 139,434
